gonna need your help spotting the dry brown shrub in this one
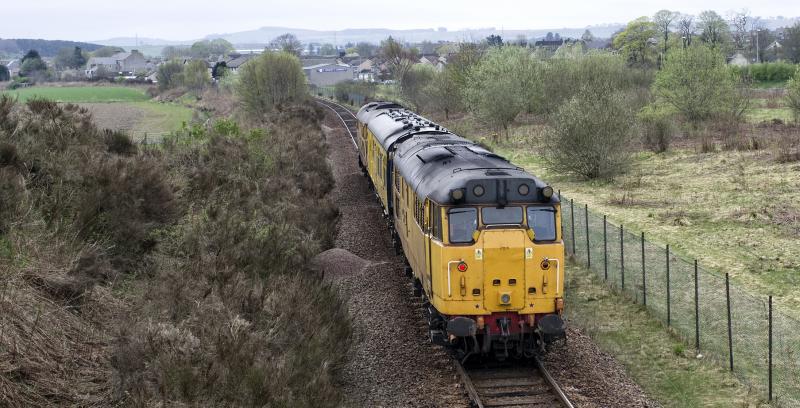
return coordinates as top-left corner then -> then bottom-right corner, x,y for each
774,131 -> 800,163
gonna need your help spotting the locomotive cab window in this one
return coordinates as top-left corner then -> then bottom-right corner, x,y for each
448,208 -> 477,244
526,206 -> 557,241
481,206 -> 523,226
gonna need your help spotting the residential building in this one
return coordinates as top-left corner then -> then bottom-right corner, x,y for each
303,62 -> 353,86
85,50 -> 147,77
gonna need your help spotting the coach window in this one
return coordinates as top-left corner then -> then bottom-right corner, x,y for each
526,206 -> 557,241
448,208 -> 477,244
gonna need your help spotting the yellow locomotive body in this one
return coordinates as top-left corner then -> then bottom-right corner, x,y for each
356,102 -> 565,359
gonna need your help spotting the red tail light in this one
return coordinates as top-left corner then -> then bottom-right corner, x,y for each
457,261 -> 468,272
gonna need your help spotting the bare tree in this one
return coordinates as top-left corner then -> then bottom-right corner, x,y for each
653,10 -> 678,61
380,36 -> 418,80
729,9 -> 751,50
271,33 -> 304,56
677,14 -> 695,47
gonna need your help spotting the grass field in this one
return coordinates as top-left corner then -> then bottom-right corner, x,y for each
565,262 -> 764,407
1,85 -> 194,139
2,86 -> 150,103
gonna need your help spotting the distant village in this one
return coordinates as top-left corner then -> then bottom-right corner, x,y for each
0,22 -> 795,90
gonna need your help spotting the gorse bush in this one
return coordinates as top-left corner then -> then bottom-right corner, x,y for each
544,84 -> 636,179
639,104 -> 675,153
115,105 -> 349,406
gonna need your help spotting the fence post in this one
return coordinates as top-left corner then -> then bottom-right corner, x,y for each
570,199 -> 576,255
641,232 -> 646,306
585,204 -> 590,268
768,295 -> 773,402
666,244 -> 671,326
620,225 -> 625,290
694,260 -> 700,351
603,215 -> 608,281
726,273 -> 733,372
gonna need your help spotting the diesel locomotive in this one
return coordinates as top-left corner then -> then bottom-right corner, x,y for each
355,101 -> 566,360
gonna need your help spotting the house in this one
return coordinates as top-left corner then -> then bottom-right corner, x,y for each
355,59 -> 375,82
534,39 -> 565,51
418,54 -> 445,71
85,50 -> 147,77
303,63 -> 353,86
728,52 -> 749,67
225,54 -> 259,74
3,59 -> 20,77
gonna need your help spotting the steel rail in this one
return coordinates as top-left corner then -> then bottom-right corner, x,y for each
315,97 -> 358,149
456,358 -> 574,408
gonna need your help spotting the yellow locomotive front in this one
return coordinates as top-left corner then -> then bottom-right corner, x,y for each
425,180 -> 566,360
355,101 -> 566,360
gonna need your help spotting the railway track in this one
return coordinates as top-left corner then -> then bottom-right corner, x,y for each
315,97 -> 359,148
456,357 -> 575,408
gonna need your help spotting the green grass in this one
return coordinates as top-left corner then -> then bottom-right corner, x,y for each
752,80 -> 789,89
747,107 -> 794,123
2,86 -> 149,103
131,101 -> 194,137
565,262 -> 765,407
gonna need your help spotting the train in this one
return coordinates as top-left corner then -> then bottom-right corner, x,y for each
354,101 -> 566,361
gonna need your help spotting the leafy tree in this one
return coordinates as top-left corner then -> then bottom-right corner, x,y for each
486,34 -> 504,47
55,46 -> 87,69
380,36 -> 418,80
161,46 -> 188,59
236,52 -> 307,117
189,39 -> 234,59
613,17 -> 657,66
784,23 -> 800,63
426,68 -> 461,119
92,46 -> 124,57
355,42 -> 377,58
212,61 -> 228,79
21,50 -> 41,64
157,60 -> 184,91
319,43 -> 336,56
400,64 -> 435,112
653,10 -> 678,59
183,60 -> 211,91
544,83 -> 635,179
652,45 -> 738,123
697,10 -> 731,48
19,50 -> 48,78
465,46 -> 539,134
271,34 -> 303,56
581,30 -> 595,42
0,65 -> 9,81
786,68 -> 800,123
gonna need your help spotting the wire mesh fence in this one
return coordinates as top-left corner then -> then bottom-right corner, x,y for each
560,193 -> 800,406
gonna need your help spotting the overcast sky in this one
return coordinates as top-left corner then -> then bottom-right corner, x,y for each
3,0 -> 799,42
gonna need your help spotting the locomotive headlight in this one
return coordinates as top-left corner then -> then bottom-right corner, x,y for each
542,186 -> 554,199
518,184 -> 530,195
451,189 -> 464,201
500,293 -> 511,304
473,184 -> 485,197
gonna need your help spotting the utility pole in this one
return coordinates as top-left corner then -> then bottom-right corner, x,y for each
755,29 -> 761,63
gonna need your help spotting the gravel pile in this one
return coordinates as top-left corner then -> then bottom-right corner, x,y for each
319,114 -> 658,407
317,120 -> 469,407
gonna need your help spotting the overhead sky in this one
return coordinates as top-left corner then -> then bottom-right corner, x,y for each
3,0 -> 799,42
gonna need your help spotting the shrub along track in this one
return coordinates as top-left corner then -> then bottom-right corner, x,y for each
317,101 -> 656,407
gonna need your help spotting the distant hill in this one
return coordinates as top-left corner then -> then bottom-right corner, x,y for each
0,38 -> 104,57
94,37 -> 195,47
202,25 -> 628,46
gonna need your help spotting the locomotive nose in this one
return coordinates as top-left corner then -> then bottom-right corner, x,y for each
481,229 -> 526,311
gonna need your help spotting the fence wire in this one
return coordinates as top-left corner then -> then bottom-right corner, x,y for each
560,194 -> 800,406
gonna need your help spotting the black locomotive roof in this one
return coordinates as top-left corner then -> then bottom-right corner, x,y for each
357,101 -> 558,206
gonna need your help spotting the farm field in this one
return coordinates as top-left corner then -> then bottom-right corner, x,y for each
2,85 -> 150,102
1,85 -> 194,140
